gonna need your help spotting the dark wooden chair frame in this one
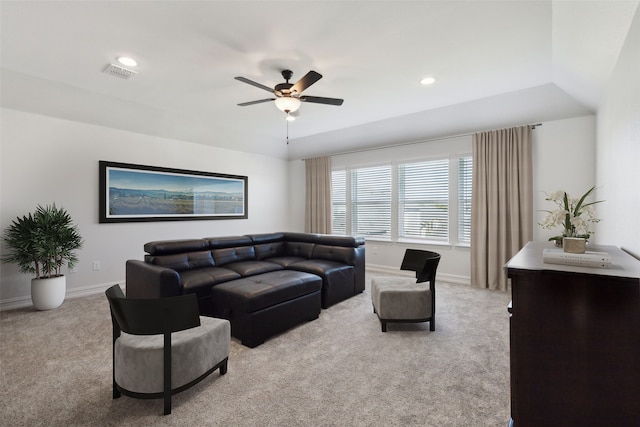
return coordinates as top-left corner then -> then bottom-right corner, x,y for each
374,249 -> 441,332
105,285 -> 228,415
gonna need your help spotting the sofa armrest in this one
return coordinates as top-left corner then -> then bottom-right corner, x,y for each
353,245 -> 366,293
125,259 -> 183,298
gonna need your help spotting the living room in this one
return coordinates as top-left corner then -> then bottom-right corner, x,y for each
2,0 -> 638,307
1,1 -> 639,425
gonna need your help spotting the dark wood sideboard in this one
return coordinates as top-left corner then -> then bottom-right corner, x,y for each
505,241 -> 640,427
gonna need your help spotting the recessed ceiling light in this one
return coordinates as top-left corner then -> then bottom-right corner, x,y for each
420,76 -> 436,86
117,56 -> 138,67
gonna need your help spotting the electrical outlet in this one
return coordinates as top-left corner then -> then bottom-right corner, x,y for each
93,261 -> 101,271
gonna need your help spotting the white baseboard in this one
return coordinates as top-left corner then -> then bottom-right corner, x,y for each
366,264 -> 470,286
0,280 -> 124,311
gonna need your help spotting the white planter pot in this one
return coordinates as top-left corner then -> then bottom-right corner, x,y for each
31,275 -> 66,310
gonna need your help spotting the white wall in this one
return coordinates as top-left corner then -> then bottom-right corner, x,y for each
532,115 -> 597,242
1,107 -> 606,307
596,6 -> 640,258
0,108 -> 292,308
288,115 -> 596,284
288,159 -> 306,232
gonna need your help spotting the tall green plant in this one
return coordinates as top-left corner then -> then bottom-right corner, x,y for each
2,204 -> 83,279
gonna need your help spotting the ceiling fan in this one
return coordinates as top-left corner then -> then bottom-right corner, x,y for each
235,70 -> 343,119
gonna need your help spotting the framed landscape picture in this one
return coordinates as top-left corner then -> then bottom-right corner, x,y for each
99,161 -> 248,223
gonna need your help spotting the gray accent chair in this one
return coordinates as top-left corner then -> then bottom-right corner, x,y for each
371,249 -> 440,332
105,285 -> 230,415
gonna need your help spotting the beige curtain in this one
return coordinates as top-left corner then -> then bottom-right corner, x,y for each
471,125 -> 533,291
304,156 -> 332,234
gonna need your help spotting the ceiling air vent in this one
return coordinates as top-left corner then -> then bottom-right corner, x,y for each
103,63 -> 137,80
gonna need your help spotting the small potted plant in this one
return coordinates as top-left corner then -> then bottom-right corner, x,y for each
1,204 -> 83,310
539,186 -> 603,252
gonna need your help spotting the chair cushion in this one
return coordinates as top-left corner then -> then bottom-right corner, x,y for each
114,316 -> 230,394
371,277 -> 432,320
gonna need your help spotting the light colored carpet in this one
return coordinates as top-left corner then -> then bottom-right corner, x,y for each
0,273 -> 511,426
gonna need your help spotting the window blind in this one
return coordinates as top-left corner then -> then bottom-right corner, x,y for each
351,165 -> 391,239
458,156 -> 473,243
398,159 -> 449,240
331,169 -> 346,235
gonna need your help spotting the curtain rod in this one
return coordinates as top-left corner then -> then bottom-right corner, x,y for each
300,123 -> 542,160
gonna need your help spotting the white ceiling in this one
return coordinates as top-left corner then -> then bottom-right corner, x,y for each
1,1 -> 637,160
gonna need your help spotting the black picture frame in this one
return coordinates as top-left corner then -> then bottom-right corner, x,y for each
99,161 -> 248,223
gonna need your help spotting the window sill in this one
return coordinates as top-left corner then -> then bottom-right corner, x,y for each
361,236 -> 471,250
397,237 -> 451,247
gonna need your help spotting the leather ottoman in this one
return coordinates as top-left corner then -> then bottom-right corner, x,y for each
210,270 -> 322,347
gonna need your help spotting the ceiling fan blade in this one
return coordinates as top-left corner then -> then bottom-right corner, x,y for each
300,95 -> 344,106
290,71 -> 322,95
234,76 -> 274,93
238,98 -> 275,106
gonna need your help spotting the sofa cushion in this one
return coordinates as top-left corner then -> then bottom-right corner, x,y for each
148,253 -> 191,271
312,245 -> 356,265
213,246 -> 256,266
288,259 -> 353,278
148,251 -> 215,272
284,241 -> 315,258
180,267 -> 241,295
254,242 -> 285,260
283,232 -> 319,243
263,256 -> 307,268
287,260 -> 355,308
211,270 -> 322,313
144,239 -> 209,256
247,232 -> 285,244
224,260 -> 283,277
315,234 -> 365,247
206,235 -> 252,250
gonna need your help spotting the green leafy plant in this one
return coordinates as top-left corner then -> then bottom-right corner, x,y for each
2,204 -> 83,279
539,186 -> 604,242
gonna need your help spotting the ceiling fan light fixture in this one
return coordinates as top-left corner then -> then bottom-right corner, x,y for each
274,96 -> 301,113
285,113 -> 296,121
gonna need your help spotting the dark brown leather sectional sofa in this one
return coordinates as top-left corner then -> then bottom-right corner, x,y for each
125,232 -> 365,347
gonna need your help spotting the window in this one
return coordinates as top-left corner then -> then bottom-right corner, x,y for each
458,156 -> 473,243
331,169 -> 346,235
398,159 -> 449,240
332,153 -> 472,245
351,165 -> 392,239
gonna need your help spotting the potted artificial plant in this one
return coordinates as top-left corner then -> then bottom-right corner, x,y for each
2,204 -> 83,310
539,186 -> 603,252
